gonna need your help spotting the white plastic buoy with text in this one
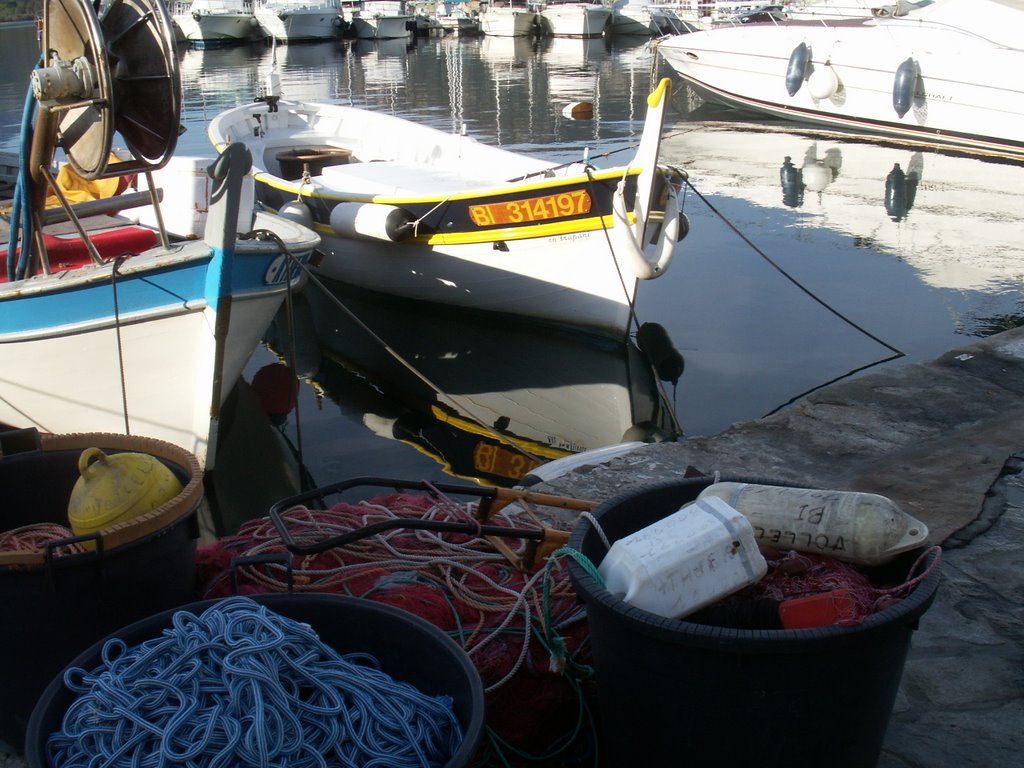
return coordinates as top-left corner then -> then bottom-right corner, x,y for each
696,483 -> 929,566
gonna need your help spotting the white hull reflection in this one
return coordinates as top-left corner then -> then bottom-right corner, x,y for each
659,124 -> 1024,294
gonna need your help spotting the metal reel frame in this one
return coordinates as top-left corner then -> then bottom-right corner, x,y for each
32,0 -> 181,181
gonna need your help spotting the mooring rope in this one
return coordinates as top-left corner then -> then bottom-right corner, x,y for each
243,228 -> 549,468
47,596 -> 463,768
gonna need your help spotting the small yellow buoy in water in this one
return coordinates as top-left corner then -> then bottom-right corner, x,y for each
67,447 -> 183,536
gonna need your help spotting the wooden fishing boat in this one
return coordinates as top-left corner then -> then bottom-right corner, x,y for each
207,76 -> 685,339
1,0 -> 319,471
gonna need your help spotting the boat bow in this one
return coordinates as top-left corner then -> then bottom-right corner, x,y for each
611,77 -> 683,280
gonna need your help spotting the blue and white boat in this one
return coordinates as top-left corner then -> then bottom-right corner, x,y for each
1,0 -> 319,471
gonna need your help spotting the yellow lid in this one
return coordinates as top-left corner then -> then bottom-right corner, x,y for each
67,448 -> 183,536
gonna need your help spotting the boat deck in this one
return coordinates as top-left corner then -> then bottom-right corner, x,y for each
315,159 -> 516,197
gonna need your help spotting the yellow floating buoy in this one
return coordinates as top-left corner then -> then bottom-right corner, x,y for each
67,447 -> 183,536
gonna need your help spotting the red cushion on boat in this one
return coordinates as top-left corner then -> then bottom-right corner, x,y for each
46,226 -> 159,264
2,226 -> 160,282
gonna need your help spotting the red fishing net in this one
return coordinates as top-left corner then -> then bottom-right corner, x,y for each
196,491 -> 593,765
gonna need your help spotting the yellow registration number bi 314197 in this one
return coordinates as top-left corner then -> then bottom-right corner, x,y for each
468,190 -> 592,226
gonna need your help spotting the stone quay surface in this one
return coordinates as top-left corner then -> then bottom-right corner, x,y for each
525,326 -> 1024,768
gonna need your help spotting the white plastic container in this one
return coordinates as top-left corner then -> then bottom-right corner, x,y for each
134,155 -> 256,239
598,496 -> 768,619
696,482 -> 929,566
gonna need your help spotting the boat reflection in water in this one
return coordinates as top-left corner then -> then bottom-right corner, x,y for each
268,279 -> 682,487
660,124 -> 1024,298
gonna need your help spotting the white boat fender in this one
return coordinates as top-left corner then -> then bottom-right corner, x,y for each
807,63 -> 839,100
330,202 -> 416,242
893,57 -> 918,118
785,42 -> 810,96
610,177 -> 680,280
636,322 -> 684,385
278,198 -> 313,229
697,482 -> 930,566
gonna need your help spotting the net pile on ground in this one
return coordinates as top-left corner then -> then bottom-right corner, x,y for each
196,493 -> 595,763
47,596 -> 463,768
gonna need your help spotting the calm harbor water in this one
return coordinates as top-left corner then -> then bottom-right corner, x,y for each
4,22 -> 1024,522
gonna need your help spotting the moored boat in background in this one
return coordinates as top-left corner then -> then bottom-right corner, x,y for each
173,0 -> 267,44
254,0 -> 344,41
656,0 -> 1024,162
344,0 -> 415,38
479,0 -> 540,36
537,1 -> 613,37
435,1 -> 482,34
608,0 -> 696,35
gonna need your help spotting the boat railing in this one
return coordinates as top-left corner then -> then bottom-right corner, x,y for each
706,1 -> 916,28
712,0 -> 1009,48
189,0 -> 258,13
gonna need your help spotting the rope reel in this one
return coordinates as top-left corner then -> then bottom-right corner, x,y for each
32,0 -> 181,182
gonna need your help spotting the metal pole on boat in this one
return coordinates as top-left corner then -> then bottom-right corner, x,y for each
203,143 -> 252,430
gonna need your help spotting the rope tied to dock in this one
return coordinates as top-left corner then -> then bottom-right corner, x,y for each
46,596 -> 463,768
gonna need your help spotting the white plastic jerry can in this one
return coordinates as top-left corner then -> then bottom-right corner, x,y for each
696,482 -> 929,566
598,496 -> 768,620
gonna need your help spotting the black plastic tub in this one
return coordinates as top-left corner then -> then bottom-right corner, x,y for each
567,477 -> 941,768
26,593 -> 486,768
0,430 -> 202,750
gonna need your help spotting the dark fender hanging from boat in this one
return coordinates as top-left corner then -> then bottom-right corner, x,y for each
636,322 -> 684,386
786,42 -> 810,97
893,57 -> 919,118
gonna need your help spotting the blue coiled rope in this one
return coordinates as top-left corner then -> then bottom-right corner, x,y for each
47,597 -> 463,768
